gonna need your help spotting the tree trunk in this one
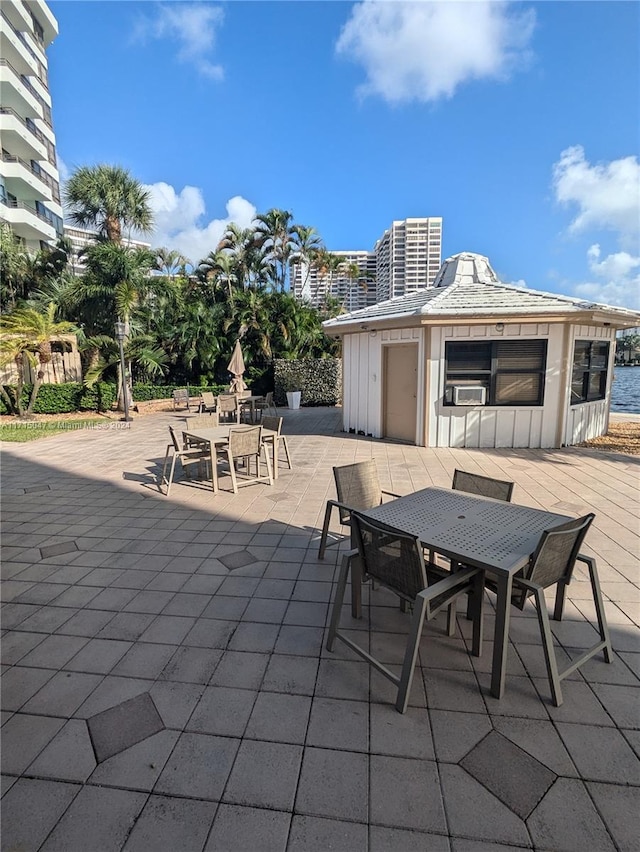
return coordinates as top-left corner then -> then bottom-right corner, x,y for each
26,373 -> 43,415
0,383 -> 15,415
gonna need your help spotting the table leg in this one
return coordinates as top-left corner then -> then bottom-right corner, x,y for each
350,552 -> 363,619
491,573 -> 513,699
210,445 -> 218,493
272,436 -> 279,480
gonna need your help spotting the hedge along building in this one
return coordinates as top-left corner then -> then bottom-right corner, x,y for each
322,253 -> 640,449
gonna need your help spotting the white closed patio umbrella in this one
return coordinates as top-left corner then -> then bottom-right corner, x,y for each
227,339 -> 247,393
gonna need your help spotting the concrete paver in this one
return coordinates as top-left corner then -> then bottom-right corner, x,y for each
2,406 -> 638,849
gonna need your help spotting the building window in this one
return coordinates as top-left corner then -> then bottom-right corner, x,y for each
571,340 -> 610,404
444,340 -> 547,406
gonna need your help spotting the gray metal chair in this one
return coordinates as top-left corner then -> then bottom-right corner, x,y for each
254,391 -> 277,419
218,394 -> 241,424
319,459 -> 400,559
159,426 -> 211,496
198,391 -> 217,414
510,513 -> 611,706
217,426 -> 273,493
261,415 -> 292,471
452,469 -> 514,502
327,512 -> 484,713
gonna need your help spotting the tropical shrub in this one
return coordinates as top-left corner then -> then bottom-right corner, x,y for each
273,358 -> 341,406
0,382 -> 117,414
131,383 -> 227,401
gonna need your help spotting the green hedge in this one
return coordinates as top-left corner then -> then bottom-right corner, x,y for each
0,382 -> 118,414
273,358 -> 341,406
131,383 -> 227,401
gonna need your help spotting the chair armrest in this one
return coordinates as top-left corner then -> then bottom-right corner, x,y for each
328,499 -> 356,519
575,553 -> 595,569
416,566 -> 481,603
381,490 -> 401,500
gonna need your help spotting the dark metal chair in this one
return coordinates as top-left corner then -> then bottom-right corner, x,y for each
509,513 -> 612,706
452,469 -> 514,502
327,512 -> 484,713
318,459 -> 400,559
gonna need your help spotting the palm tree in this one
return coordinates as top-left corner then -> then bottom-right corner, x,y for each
64,164 -> 153,244
313,249 -> 343,306
154,247 -> 189,278
254,209 -> 295,291
290,225 -> 324,298
0,303 -> 78,416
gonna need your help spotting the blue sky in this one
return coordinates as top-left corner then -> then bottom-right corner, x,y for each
49,1 -> 639,308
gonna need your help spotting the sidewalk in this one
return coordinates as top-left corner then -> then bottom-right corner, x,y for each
1,407 -> 638,851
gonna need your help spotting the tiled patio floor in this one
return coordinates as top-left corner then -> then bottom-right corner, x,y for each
1,407 -> 638,851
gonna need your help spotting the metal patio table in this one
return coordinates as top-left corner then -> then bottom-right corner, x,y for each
183,424 -> 278,492
359,486 -> 573,699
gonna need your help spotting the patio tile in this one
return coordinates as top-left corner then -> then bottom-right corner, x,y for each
315,659 -> 370,701
206,804 -> 291,852
209,650 -> 269,689
112,642 -> 177,678
96,611 -> 156,640
296,746 -> 368,822
39,784 -> 147,852
50,585 -> 102,608
450,842 -> 526,852
20,634 -> 89,669
217,575 -> 261,596
306,697 -> 369,752
64,638 -> 132,674
371,754 -> 446,832
288,815 -> 367,852
0,778 -> 80,852
18,606 -> 76,634
160,646 -> 222,685
187,686 -> 257,737
184,618 -> 236,649
539,680 -> 617,726
370,702 -> 434,759
180,574 -> 225,595
492,717 -> 577,776
55,608 -> 116,637
284,601 -> 328,628
460,730 -> 556,819
28,719 -> 96,782
430,710 -> 492,763
262,654 -> 319,696
1,665 -> 56,711
555,722 -> 640,783
87,691 -> 165,762
0,602 -> 40,629
254,578 -> 296,600
228,622 -> 280,653
586,782 -> 640,852
76,676 -> 152,719
241,597 -> 289,623
589,682 -> 640,728
89,729 -> 179,790
23,670 -> 103,716
149,680 -> 204,730
162,592 -> 211,616
86,587 -> 139,611
122,795 -> 216,852
370,826 -> 449,851
155,732 -> 240,800
274,625 -> 324,657
201,595 -> 249,621
1,713 -> 66,774
245,691 -> 312,744
439,765 -> 529,847
224,740 -> 302,811
124,589 -> 176,614
527,778 -> 615,851
139,614 -> 196,644
422,668 -> 486,714
0,629 -> 47,664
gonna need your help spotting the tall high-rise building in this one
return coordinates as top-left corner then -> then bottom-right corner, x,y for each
291,217 -> 442,309
0,0 -> 62,252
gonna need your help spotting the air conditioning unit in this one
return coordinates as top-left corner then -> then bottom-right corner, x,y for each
453,386 -> 486,406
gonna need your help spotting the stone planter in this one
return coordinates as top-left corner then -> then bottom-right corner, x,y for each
286,390 -> 301,410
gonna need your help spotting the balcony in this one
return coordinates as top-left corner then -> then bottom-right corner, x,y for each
0,11 -> 48,84
0,58 -> 51,127
0,196 -> 57,243
2,151 -> 59,202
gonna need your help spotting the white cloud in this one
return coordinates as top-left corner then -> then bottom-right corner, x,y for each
335,0 -> 535,104
138,3 -> 224,80
144,182 -> 257,264
553,146 -> 640,244
573,243 -> 640,310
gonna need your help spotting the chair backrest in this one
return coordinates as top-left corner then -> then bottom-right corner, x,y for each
168,425 -> 181,451
186,414 -> 218,429
229,426 -> 261,458
218,394 -> 238,413
261,415 -> 282,435
264,391 -> 274,407
201,392 -> 216,407
452,469 -> 514,502
351,512 -> 427,601
333,459 -> 383,524
516,514 -> 595,609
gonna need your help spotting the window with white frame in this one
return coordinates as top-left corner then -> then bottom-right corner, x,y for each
444,340 -> 547,406
571,340 -> 610,404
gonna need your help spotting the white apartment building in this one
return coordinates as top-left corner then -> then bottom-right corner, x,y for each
0,0 -> 62,252
374,217 -> 442,302
64,226 -> 151,274
291,217 -> 442,309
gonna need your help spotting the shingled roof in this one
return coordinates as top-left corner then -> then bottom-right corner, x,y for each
323,252 -> 640,330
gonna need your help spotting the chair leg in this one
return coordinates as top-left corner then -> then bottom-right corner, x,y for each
318,502 -> 335,560
281,436 -> 292,469
327,553 -> 351,651
553,580 -> 569,621
446,602 -> 457,636
165,453 -> 179,497
262,444 -> 273,485
585,556 -> 613,663
226,449 -> 238,493
533,588 -> 564,707
160,444 -> 172,490
469,571 -> 484,656
395,596 -> 428,714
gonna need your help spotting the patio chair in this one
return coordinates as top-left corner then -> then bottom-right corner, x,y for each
253,391 -> 277,420
508,513 -> 611,706
261,415 -> 292,471
183,413 -> 219,449
327,512 -> 484,713
199,391 -> 217,414
318,459 -> 400,560
172,387 -> 190,411
218,394 -> 241,424
216,425 -> 273,493
452,469 -> 514,502
159,426 -> 211,496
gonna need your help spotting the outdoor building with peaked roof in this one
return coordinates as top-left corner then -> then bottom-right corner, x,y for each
323,252 -> 640,448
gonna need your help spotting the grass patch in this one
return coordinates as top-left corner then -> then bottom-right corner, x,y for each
0,417 -> 109,442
